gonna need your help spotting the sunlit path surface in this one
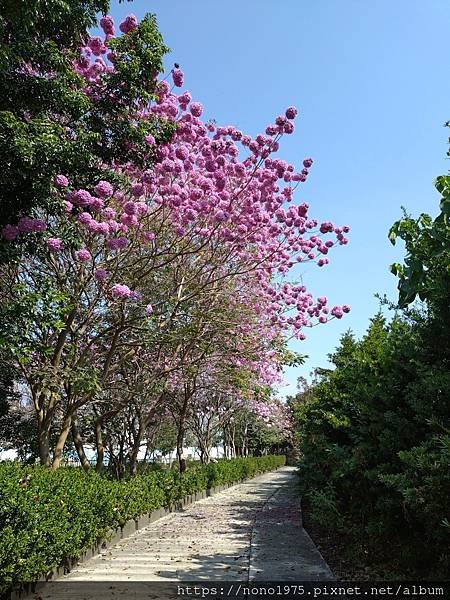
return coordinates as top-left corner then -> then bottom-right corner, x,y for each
30,467 -> 332,598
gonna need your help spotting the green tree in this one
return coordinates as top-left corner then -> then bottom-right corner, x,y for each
293,313 -> 449,576
293,135 -> 450,577
0,0 -> 174,237
389,177 -> 450,315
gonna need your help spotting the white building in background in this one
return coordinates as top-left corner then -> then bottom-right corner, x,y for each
0,449 -> 18,461
0,445 -> 226,464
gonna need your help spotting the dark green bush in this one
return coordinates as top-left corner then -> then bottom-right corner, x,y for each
0,455 -> 285,590
291,314 -> 449,578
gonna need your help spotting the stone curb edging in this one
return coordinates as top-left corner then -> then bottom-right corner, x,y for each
11,466 -> 282,600
247,474 -> 335,582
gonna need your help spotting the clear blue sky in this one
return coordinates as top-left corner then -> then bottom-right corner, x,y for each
108,0 -> 450,397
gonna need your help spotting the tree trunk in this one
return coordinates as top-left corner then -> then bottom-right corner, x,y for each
129,415 -> 151,477
51,413 -> 73,469
38,429 -> 51,466
71,418 -> 91,471
176,427 -> 187,473
143,444 -> 150,464
37,415 -> 51,467
129,440 -> 141,477
223,429 -> 230,459
117,436 -> 125,480
176,389 -> 190,473
95,419 -> 104,473
230,426 -> 236,458
242,424 -> 248,458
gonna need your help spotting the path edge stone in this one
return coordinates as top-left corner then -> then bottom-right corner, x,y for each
10,466 -> 283,600
248,476 -> 335,581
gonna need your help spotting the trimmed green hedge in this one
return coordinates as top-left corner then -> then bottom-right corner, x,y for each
0,455 -> 285,590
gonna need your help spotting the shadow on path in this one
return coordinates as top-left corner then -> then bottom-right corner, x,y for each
27,467 -> 333,599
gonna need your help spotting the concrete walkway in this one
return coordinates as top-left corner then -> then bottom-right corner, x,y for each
30,467 -> 332,598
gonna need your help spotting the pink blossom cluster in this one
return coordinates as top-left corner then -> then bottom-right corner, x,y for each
47,237 -> 63,252
66,16 -> 350,333
0,13 -> 352,408
2,217 -> 46,241
111,283 -> 133,299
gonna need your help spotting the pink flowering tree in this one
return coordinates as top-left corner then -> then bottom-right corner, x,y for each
0,13 -> 350,471
0,5 -> 174,239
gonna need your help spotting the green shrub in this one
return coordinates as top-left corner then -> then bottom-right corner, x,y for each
0,455 -> 285,591
292,315 -> 449,578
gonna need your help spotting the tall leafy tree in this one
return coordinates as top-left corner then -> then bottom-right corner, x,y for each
0,0 -> 174,237
292,147 -> 450,575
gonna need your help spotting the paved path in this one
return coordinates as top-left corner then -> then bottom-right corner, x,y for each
30,467 -> 333,598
